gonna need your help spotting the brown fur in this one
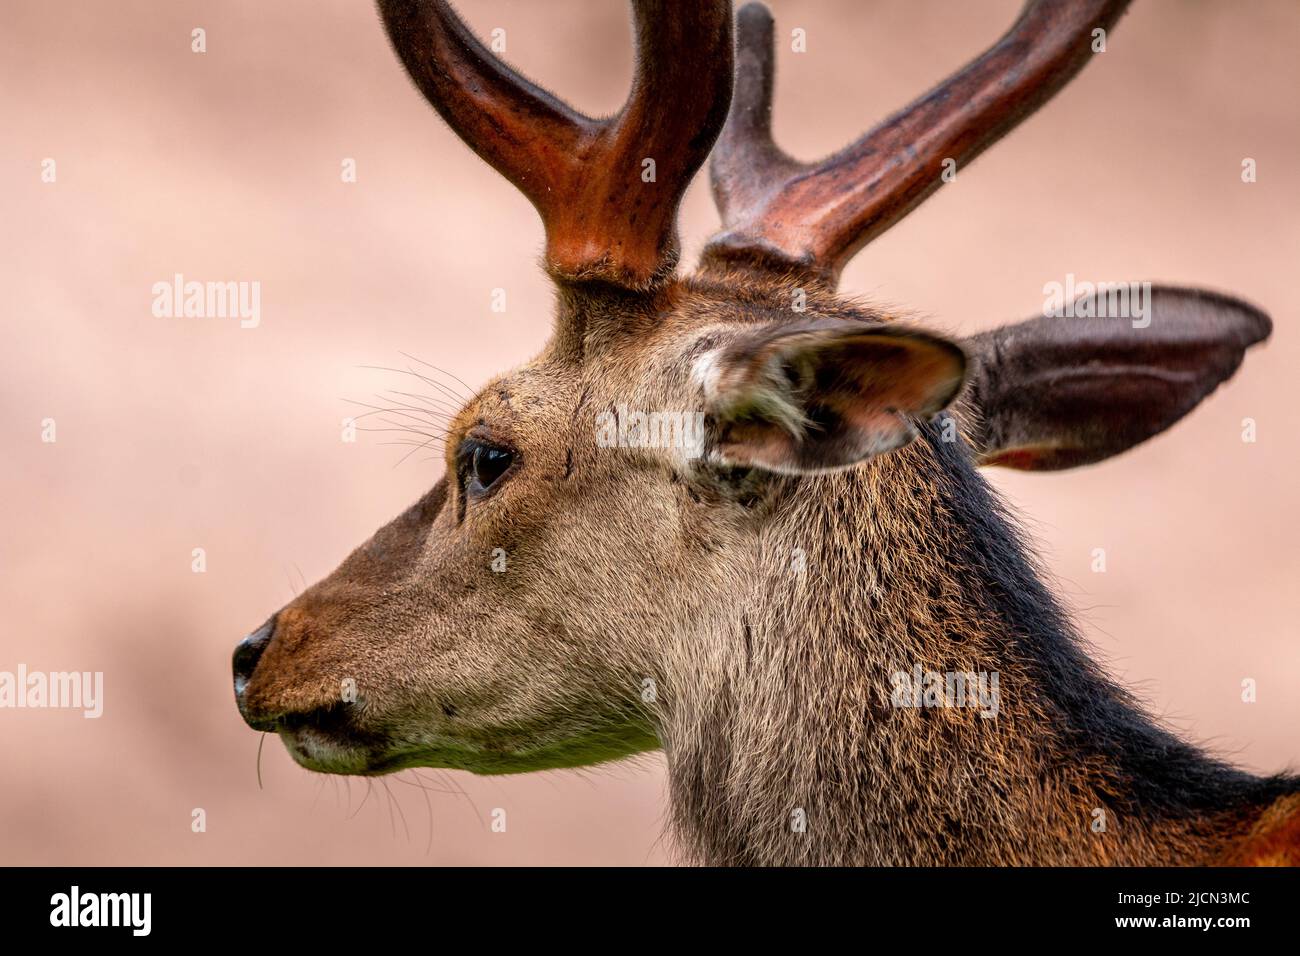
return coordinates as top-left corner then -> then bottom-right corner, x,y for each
234,1 -> 1296,866
238,277 -> 1295,864
1219,795 -> 1300,866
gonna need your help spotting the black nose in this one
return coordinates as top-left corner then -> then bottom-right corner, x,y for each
233,619 -> 275,727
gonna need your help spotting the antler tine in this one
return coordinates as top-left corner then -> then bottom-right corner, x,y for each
378,0 -> 733,291
703,0 -> 1132,285
707,4 -> 803,264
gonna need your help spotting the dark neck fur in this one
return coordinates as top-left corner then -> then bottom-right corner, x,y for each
661,425 -> 1292,865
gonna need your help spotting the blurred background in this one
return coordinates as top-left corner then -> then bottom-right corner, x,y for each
1,0 -> 1297,865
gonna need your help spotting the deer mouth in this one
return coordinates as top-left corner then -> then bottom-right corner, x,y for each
269,705 -> 488,776
245,701 -> 439,776
266,707 -> 385,775
280,726 -> 375,775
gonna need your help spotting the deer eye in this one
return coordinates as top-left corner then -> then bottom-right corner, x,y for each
457,440 -> 516,499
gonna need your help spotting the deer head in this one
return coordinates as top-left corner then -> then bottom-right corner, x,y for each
234,0 -> 1281,864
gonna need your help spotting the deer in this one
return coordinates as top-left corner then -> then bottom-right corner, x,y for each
232,0 -> 1299,866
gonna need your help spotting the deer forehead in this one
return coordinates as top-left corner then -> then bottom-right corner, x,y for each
454,335 -> 712,444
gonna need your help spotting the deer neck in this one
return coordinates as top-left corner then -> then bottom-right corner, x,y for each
659,428 -> 1282,866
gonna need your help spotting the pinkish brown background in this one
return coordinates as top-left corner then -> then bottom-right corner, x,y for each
2,0 -> 1297,865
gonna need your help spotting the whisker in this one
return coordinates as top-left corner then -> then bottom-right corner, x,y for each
384,779 -> 412,844
382,778 -> 396,839
348,779 -> 374,820
393,775 -> 458,795
375,389 -> 460,417
398,351 -> 476,398
356,429 -> 448,442
346,408 -> 456,434
344,397 -> 456,422
357,364 -> 472,408
415,768 -> 482,828
383,388 -> 461,416
395,772 -> 443,856
377,440 -> 448,449
402,364 -> 475,407
374,415 -> 450,436
418,774 -> 435,855
363,424 -> 450,442
393,432 -> 449,469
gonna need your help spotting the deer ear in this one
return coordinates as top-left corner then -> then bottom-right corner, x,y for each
966,286 -> 1272,470
702,320 -> 966,474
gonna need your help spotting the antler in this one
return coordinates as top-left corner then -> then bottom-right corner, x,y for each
703,0 -> 1132,285
378,0 -> 733,291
